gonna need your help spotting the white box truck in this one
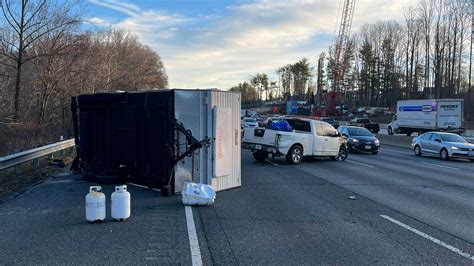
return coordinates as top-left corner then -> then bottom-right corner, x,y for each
388,99 -> 463,136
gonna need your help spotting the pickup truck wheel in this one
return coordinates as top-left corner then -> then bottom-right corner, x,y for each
286,145 -> 303,165
388,127 -> 393,135
331,147 -> 348,161
252,152 -> 268,162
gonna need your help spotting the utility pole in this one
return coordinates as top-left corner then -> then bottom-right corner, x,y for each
468,2 -> 473,120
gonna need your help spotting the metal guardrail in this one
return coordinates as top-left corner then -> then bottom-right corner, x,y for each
0,139 -> 75,171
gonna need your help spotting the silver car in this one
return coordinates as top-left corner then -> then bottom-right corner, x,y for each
411,132 -> 474,161
242,117 -> 258,129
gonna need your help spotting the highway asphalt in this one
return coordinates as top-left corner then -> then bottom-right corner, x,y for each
0,141 -> 472,264
197,147 -> 474,264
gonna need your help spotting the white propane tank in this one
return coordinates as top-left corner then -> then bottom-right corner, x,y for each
85,186 -> 106,222
111,185 -> 130,221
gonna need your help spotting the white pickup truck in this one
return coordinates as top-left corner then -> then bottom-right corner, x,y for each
242,118 -> 348,164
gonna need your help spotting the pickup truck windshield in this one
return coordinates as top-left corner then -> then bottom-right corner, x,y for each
244,118 -> 256,122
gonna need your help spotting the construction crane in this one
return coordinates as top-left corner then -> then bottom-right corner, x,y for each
321,0 -> 356,116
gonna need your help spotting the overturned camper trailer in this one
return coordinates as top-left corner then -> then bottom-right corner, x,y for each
71,89 -> 241,194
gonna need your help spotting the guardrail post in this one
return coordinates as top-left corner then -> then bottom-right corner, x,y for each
32,158 -> 40,167
14,165 -> 21,175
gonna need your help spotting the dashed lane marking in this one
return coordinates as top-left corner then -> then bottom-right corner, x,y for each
346,159 -> 375,168
420,162 -> 461,171
381,215 -> 473,261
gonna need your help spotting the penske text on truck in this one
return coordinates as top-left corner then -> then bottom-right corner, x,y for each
388,99 -> 463,136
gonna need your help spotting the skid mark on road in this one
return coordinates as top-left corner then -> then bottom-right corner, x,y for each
147,201 -> 182,263
381,215 -> 474,261
265,159 -> 279,166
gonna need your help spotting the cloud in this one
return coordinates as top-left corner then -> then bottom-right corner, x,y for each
88,0 -> 140,17
89,0 -> 414,89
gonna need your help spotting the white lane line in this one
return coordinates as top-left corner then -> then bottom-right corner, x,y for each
420,162 -> 461,171
265,159 -> 279,166
346,159 -> 375,168
185,206 -> 203,266
380,215 -> 474,261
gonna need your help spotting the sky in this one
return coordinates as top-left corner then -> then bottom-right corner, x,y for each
86,0 -> 414,90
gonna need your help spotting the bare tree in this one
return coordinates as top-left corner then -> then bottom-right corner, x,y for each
0,0 -> 82,121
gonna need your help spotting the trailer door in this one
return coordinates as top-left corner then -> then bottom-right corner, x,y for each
210,91 -> 241,191
437,100 -> 462,129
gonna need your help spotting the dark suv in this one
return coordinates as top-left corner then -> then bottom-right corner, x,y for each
319,117 -> 339,129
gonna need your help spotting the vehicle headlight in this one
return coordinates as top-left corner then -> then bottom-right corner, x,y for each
350,138 -> 358,143
451,146 -> 458,150
374,139 -> 380,145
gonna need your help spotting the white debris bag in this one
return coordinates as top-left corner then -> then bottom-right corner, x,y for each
182,182 -> 216,206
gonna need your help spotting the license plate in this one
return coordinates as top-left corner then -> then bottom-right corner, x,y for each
255,144 -> 262,150
365,145 -> 371,149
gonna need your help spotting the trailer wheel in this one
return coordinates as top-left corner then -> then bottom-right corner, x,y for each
388,127 -> 393,135
286,145 -> 303,165
252,151 -> 268,162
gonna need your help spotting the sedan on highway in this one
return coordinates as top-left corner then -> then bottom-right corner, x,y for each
242,117 -> 258,129
412,132 -> 474,161
337,126 -> 380,154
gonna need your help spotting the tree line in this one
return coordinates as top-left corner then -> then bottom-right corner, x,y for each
0,0 -> 168,156
230,58 -> 313,104
324,0 -> 472,110
231,0 -> 472,119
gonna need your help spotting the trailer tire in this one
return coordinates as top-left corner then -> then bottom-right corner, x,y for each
388,127 -> 393,135
252,151 -> 268,162
286,145 -> 303,165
